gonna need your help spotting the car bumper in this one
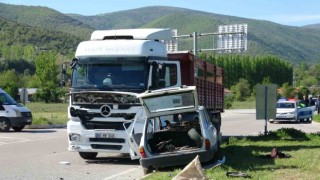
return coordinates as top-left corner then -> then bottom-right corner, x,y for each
140,149 -> 213,169
8,117 -> 32,126
275,114 -> 296,120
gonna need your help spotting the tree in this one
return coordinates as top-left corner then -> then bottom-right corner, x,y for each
0,70 -> 20,98
231,78 -> 251,101
281,82 -> 296,98
34,51 -> 62,103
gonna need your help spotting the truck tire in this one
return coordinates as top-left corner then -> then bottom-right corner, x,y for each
0,117 -> 11,132
79,152 -> 98,160
12,126 -> 25,132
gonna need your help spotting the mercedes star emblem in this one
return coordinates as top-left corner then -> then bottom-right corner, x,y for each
100,105 -> 112,117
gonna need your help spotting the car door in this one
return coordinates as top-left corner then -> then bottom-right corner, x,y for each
201,108 -> 218,150
123,107 -> 145,160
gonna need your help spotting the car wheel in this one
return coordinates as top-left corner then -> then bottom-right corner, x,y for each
142,166 -> 153,175
79,152 -> 98,160
308,117 -> 313,123
0,117 -> 11,132
12,126 -> 25,132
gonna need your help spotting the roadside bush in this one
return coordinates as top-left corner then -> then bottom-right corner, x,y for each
224,93 -> 234,109
32,117 -> 51,125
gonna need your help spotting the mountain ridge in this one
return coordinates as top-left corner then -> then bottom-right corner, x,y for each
0,3 -> 319,64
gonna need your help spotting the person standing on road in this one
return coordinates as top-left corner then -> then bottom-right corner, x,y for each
302,95 -> 309,107
317,95 -> 320,114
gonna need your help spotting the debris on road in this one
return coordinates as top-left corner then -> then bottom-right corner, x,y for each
59,161 -> 70,165
173,155 -> 207,180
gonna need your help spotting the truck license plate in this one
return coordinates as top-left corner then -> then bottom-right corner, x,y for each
95,133 -> 115,138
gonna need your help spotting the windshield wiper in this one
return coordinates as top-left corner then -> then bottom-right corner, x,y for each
75,84 -> 98,89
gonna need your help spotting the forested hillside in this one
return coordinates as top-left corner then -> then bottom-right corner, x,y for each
1,4 -> 320,64
0,3 -> 93,38
0,16 -> 81,58
71,6 -> 320,64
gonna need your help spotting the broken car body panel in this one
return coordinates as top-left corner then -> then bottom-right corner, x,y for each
131,86 -> 219,172
137,86 -> 198,117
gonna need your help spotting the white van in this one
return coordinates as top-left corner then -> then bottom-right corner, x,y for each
0,88 -> 32,132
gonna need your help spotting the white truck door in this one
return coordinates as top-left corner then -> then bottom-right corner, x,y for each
148,61 -> 181,90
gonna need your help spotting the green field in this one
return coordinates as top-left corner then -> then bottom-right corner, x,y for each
144,128 -> 320,180
25,102 -> 68,125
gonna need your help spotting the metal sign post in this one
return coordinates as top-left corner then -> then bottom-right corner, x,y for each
256,84 -> 277,135
166,24 -> 248,55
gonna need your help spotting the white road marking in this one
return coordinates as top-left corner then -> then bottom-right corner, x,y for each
103,167 -> 141,180
0,137 -> 60,146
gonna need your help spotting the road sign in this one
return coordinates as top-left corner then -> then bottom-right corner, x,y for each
256,84 -> 277,135
256,84 -> 277,120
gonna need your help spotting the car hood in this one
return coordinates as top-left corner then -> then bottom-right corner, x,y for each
8,104 -> 31,112
137,86 -> 198,118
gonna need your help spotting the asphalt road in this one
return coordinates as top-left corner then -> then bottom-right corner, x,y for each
0,129 -> 143,180
221,109 -> 320,136
1,109 -> 320,180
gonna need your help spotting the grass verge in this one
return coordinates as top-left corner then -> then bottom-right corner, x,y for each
143,128 -> 320,180
230,100 -> 255,109
314,114 -> 320,123
25,102 -> 68,125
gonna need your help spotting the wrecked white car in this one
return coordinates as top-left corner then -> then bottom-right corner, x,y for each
129,86 -> 221,174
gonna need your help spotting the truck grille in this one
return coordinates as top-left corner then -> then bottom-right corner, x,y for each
89,138 -> 125,143
82,121 -> 131,130
91,144 -> 122,150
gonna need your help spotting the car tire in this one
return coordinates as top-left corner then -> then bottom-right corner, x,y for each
188,128 -> 202,148
79,152 -> 98,160
12,126 -> 25,132
308,117 -> 312,123
0,117 -> 11,132
142,166 -> 153,175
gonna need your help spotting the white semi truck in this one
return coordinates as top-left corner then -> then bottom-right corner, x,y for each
67,29 -> 182,160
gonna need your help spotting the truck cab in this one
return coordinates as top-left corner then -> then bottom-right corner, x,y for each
0,88 -> 33,132
67,29 -> 181,160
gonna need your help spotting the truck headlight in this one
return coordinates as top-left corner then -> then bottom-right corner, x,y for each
13,109 -> 22,117
69,133 -> 81,142
289,111 -> 295,114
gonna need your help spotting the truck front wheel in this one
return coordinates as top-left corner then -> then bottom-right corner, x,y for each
12,126 -> 25,132
0,117 -> 11,132
79,152 -> 98,160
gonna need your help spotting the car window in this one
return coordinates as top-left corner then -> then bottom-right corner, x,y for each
277,102 -> 295,108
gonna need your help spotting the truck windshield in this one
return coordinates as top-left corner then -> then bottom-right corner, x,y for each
0,93 -> 18,105
71,57 -> 148,91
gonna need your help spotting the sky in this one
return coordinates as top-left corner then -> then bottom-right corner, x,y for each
0,0 -> 320,26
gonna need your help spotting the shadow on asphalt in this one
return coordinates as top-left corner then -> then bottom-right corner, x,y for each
85,154 -> 140,165
11,129 -> 57,133
269,121 -> 312,124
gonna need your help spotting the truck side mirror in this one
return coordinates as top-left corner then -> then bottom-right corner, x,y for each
70,58 -> 78,69
150,61 -> 160,90
61,63 -> 67,87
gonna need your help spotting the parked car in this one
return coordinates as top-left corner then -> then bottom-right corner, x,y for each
269,99 -> 313,123
0,88 -> 33,132
128,86 -> 221,174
